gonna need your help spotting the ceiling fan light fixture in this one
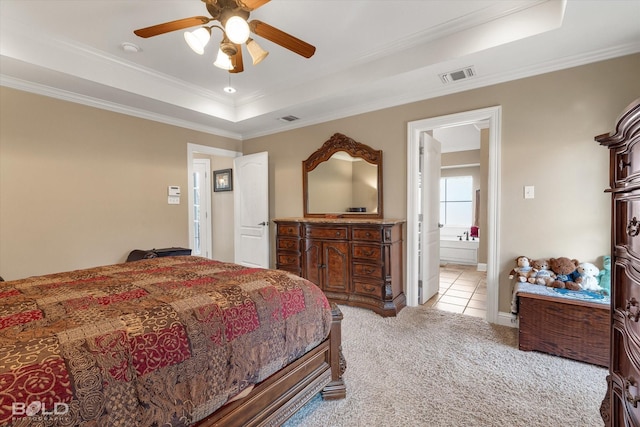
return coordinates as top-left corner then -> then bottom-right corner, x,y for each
225,16 -> 250,44
246,38 -> 268,65
184,27 -> 211,55
214,49 -> 234,70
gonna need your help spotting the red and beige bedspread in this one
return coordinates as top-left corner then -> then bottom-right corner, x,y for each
0,256 -> 332,426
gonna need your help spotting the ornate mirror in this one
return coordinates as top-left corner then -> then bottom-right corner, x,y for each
303,133 -> 383,218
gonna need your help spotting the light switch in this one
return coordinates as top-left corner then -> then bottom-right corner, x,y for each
524,185 -> 535,199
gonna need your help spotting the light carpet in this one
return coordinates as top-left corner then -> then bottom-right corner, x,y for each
284,305 -> 607,427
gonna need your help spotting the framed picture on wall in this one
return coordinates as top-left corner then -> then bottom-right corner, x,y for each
213,169 -> 232,192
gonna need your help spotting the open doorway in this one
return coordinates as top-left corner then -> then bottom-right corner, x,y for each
187,143 -> 241,261
407,106 -> 502,324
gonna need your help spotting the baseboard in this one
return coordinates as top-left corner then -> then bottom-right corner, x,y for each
476,263 -> 487,272
497,311 -> 518,328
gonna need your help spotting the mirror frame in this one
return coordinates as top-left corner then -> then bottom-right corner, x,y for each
303,133 -> 383,218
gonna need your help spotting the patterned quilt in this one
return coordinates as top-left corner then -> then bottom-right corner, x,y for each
0,256 -> 332,426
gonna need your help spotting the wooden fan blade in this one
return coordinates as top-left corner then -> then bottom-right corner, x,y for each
249,20 -> 315,58
134,16 -> 211,38
230,44 -> 244,73
237,0 -> 270,11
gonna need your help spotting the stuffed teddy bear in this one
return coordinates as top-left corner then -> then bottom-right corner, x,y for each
527,258 -> 556,286
598,255 -> 611,295
508,256 -> 533,282
548,257 -> 582,290
575,262 -> 603,292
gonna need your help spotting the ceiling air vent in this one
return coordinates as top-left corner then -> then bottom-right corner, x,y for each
439,66 -> 476,84
278,115 -> 300,123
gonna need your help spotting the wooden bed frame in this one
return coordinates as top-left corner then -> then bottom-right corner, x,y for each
518,292 -> 610,367
196,304 -> 346,427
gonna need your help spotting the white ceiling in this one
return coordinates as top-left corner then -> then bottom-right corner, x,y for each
1,0 -> 638,141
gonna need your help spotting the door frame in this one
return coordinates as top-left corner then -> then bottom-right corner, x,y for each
406,106 -> 502,324
187,143 -> 241,257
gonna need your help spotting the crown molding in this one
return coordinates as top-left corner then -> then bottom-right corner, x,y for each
0,75 -> 243,140
241,43 -> 640,139
3,43 -> 638,142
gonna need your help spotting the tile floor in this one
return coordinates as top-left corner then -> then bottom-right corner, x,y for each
422,263 -> 487,318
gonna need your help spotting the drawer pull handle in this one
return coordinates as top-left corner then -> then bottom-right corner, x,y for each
365,232 -> 371,237
625,377 -> 640,408
627,298 -> 640,322
336,231 -> 341,237
619,158 -> 632,171
363,285 -> 376,292
364,268 -> 376,274
362,250 -> 375,257
627,217 -> 640,237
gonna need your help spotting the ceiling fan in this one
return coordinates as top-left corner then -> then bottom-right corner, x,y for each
133,0 -> 316,73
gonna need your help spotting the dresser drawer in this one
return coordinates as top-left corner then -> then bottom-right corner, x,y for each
614,191 -> 640,258
610,328 -> 640,423
613,140 -> 640,188
352,227 -> 381,242
305,226 -> 348,240
277,253 -> 301,268
353,280 -> 382,298
352,244 -> 381,261
277,238 -> 299,251
613,258 -> 640,345
353,262 -> 382,278
277,223 -> 301,237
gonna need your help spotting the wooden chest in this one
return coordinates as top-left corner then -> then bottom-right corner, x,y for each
518,291 -> 610,368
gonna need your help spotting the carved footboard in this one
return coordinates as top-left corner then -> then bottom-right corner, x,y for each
196,304 -> 346,427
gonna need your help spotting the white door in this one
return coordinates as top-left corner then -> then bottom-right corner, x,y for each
419,133 -> 441,304
192,159 -> 212,258
233,152 -> 269,268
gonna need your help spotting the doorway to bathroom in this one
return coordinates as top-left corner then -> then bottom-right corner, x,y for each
406,106 -> 501,323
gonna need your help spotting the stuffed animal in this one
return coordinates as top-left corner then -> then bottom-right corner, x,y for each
508,256 -> 533,282
598,255 -> 611,295
527,258 -> 556,286
548,257 -> 582,290
575,262 -> 603,292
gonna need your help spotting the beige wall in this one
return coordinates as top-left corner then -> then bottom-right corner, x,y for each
2,54 -> 638,313
243,53 -> 640,313
211,156 -> 235,262
441,149 -> 480,167
0,87 -> 240,279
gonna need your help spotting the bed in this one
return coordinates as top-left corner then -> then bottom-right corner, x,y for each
0,256 -> 346,426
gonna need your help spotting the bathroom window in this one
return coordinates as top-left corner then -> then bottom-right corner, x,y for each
440,176 -> 472,226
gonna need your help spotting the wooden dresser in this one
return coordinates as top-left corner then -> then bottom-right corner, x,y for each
596,98 -> 640,427
274,218 -> 405,317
